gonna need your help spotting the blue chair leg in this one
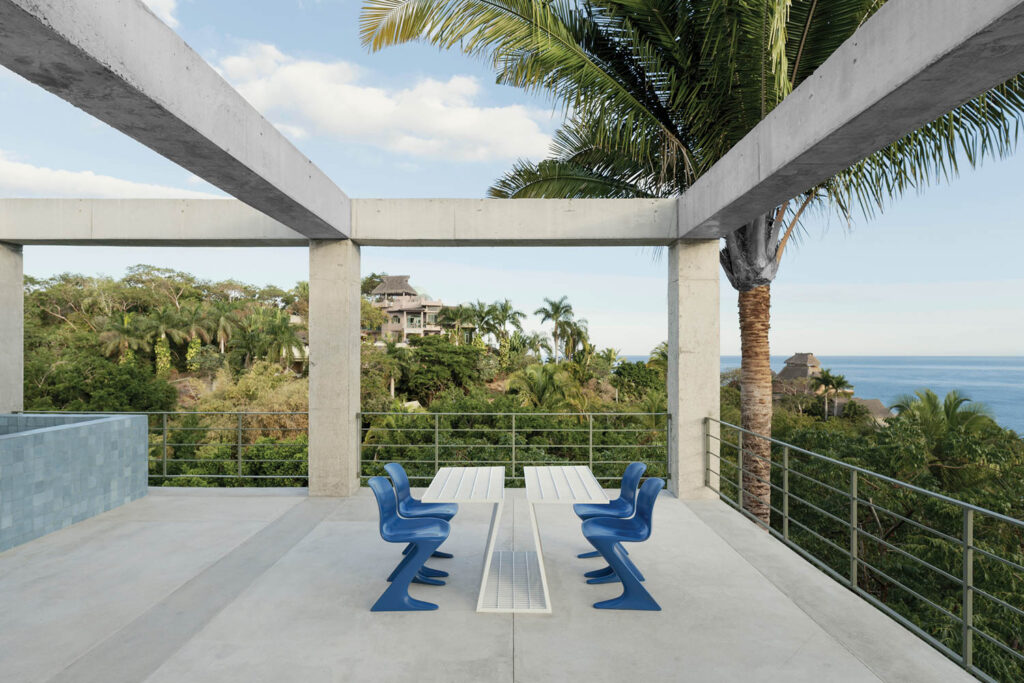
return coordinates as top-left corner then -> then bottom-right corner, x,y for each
387,561 -> 448,582
584,565 -> 615,578
418,566 -> 449,578
589,540 -> 660,611
404,542 -> 453,559
578,546 -> 627,559
586,563 -> 645,584
373,539 -> 444,611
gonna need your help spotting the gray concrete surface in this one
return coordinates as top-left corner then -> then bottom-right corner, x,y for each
0,243 -> 21,412
0,0 -> 349,239
667,240 -> 720,499
678,0 -> 1024,239
0,199 -> 306,246
0,489 -> 972,683
351,198 -> 677,246
307,240 -> 361,496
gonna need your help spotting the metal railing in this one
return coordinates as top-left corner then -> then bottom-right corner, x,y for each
20,410 -> 309,484
360,411 -> 670,486
704,417 -> 1024,682
19,410 -> 669,489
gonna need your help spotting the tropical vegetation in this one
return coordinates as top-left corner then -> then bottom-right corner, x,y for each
360,0 -> 1024,526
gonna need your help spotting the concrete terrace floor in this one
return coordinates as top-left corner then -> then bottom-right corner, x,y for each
1,488 -> 970,683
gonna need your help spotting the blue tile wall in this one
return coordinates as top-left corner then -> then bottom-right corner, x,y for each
0,414 -> 148,552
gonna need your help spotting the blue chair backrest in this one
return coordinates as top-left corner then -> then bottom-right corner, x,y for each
634,477 -> 665,539
619,462 -> 648,507
369,476 -> 399,537
384,462 -> 412,504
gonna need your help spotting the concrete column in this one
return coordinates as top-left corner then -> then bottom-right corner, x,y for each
667,239 -> 720,498
308,240 -> 361,496
0,243 -> 23,413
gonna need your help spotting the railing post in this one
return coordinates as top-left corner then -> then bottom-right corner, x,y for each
587,414 -> 593,470
782,446 -> 790,541
850,470 -> 859,588
511,413 -> 517,482
161,413 -> 168,477
237,413 -> 244,477
962,508 -> 974,671
434,413 -> 440,474
736,430 -> 744,509
702,417 -> 709,488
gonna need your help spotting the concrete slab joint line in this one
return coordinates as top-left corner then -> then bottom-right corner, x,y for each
44,498 -> 339,683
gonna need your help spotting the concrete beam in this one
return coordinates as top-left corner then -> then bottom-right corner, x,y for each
679,0 -> 1024,239
0,199 -> 306,246
0,0 -> 349,239
0,243 -> 23,412
307,240 -> 361,496
351,198 -> 677,246
667,240 -> 719,499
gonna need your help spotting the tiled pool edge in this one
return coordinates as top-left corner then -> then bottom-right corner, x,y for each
0,414 -> 148,551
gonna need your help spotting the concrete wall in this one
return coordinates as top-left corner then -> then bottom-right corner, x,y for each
0,199 -> 306,246
0,414 -> 148,551
667,240 -> 720,498
308,241 -> 361,496
0,243 -> 22,413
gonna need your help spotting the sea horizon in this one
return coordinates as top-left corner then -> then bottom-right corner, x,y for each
619,354 -> 1024,433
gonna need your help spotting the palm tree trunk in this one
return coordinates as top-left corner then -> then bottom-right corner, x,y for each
738,284 -> 772,525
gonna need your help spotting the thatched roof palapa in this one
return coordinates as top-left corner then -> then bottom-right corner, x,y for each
371,275 -> 418,297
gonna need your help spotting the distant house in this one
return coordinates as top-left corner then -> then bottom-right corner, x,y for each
777,352 -> 823,381
369,275 -> 446,342
835,397 -> 894,423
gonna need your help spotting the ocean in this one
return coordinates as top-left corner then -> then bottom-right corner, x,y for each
621,355 -> 1024,433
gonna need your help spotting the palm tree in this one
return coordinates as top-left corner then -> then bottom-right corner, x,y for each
99,312 -> 151,364
261,308 -> 305,369
362,0 -> 1024,523
534,296 -> 574,363
179,302 -> 212,372
893,389 -> 994,441
891,389 -> 995,487
598,347 -> 621,365
490,299 -> 526,342
508,364 -> 568,409
525,331 -> 551,360
440,304 -> 475,345
559,317 -> 589,362
468,300 -> 495,343
647,341 -> 669,378
208,300 -> 240,354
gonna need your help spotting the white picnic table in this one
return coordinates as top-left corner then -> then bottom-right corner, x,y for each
422,465 -> 607,614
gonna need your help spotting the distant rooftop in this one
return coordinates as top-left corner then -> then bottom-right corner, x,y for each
778,352 -> 823,381
371,275 -> 417,297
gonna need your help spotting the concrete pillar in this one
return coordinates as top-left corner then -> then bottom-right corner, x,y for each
308,240 -> 361,496
667,239 -> 720,498
0,243 -> 23,412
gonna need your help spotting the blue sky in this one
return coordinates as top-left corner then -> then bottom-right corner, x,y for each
2,0 -> 1022,356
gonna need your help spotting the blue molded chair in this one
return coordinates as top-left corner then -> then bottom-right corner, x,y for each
368,476 -> 451,611
574,462 -> 647,558
582,477 -> 665,610
385,462 -> 458,560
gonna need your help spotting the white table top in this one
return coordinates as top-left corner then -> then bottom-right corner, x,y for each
524,466 -> 608,504
421,466 -> 505,503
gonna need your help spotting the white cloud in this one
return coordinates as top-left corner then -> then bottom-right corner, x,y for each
141,0 -> 179,29
0,151 -> 220,199
219,43 -> 553,162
